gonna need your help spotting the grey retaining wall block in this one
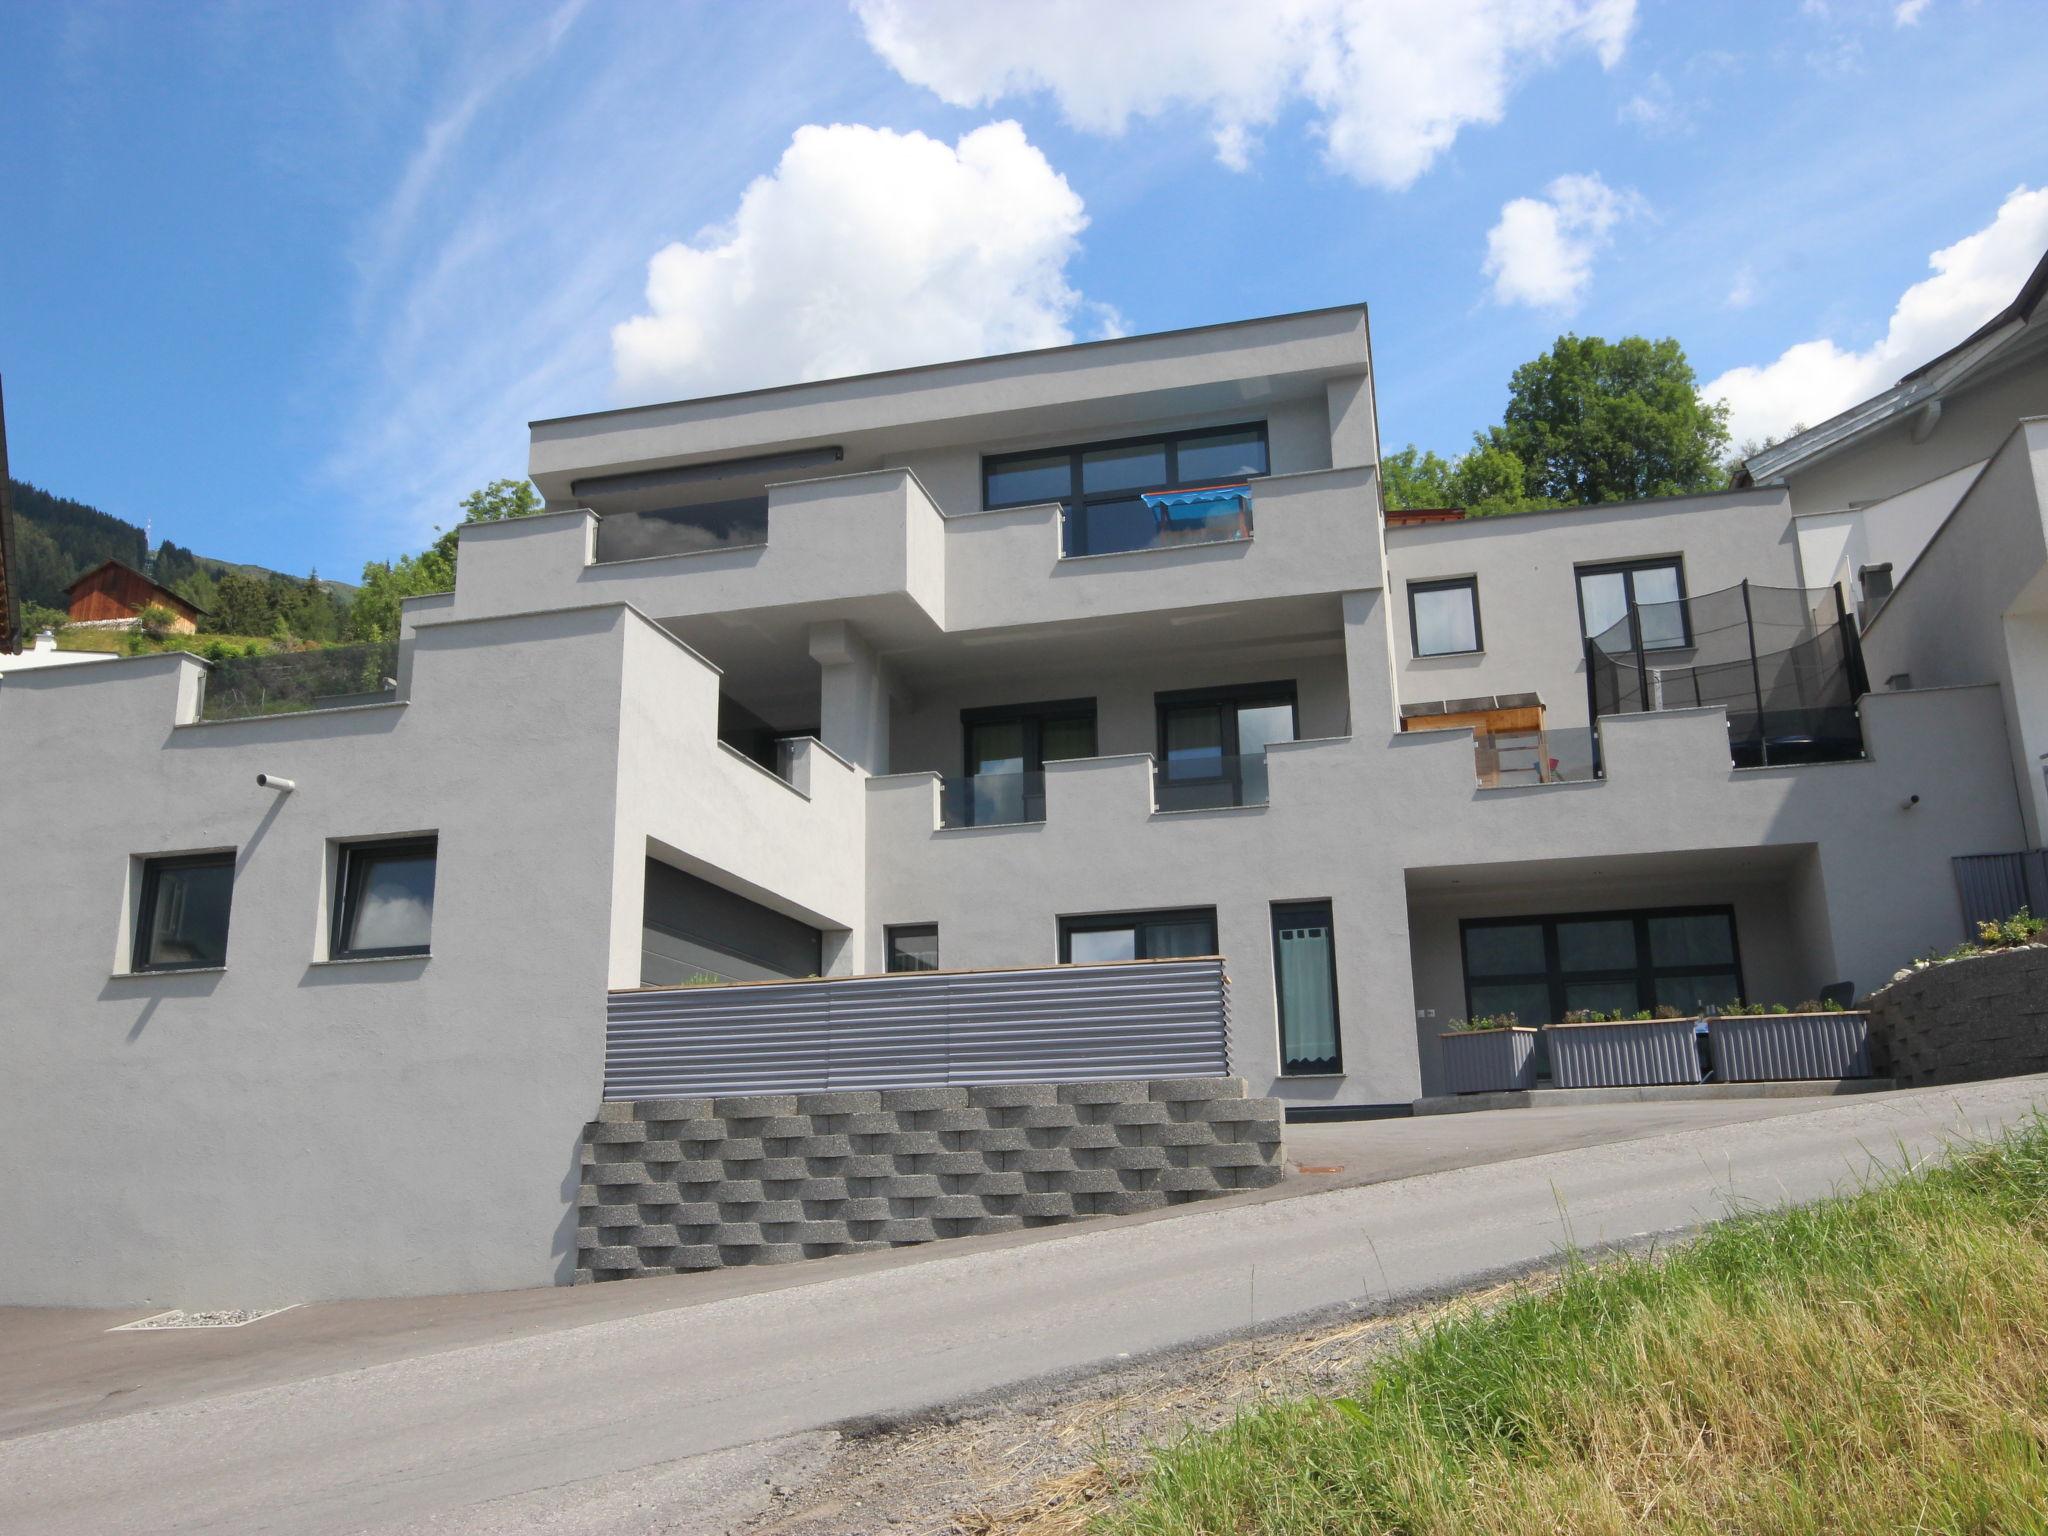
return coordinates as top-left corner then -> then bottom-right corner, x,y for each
575,1076 -> 1287,1282
1863,945 -> 2048,1087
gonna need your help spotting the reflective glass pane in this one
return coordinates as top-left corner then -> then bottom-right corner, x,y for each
1082,442 -> 1168,493
1235,702 -> 1295,756
1068,496 -> 1156,555
1467,981 -> 1551,1027
968,720 -> 1026,776
1556,918 -> 1637,973
1176,429 -> 1268,483
1647,913 -> 1735,967
1069,927 -> 1136,964
1412,584 -> 1479,655
1039,715 -> 1096,763
142,859 -> 233,968
1655,973 -> 1742,1013
346,850 -> 436,953
1275,911 -> 1339,1069
887,926 -> 940,973
1563,979 -> 1643,1015
1464,923 -> 1545,977
1145,916 -> 1218,957
986,452 -> 1072,506
1633,564 -> 1687,649
1578,570 -> 1630,640
1164,707 -> 1225,778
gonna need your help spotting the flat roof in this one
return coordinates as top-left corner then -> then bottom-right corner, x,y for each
530,302 -> 1370,429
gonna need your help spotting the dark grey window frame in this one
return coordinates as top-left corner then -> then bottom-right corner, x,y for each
1458,904 -> 1744,1025
1153,680 -> 1297,807
1272,899 -> 1343,1076
982,422 -> 1270,557
960,697 -> 1099,778
1057,906 -> 1219,963
133,851 -> 236,973
1574,557 -> 1692,651
1407,576 -> 1483,657
885,923 -> 940,973
332,836 -> 439,961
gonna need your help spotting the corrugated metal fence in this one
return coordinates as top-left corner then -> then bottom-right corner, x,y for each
1953,850 -> 2048,931
604,958 -> 1231,1100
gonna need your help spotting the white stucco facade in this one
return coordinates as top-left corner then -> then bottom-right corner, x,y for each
3,303 -> 2043,1307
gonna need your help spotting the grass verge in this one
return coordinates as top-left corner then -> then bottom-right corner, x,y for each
1101,1117 -> 2048,1534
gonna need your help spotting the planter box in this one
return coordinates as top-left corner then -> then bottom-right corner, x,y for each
1441,1028 -> 1540,1094
1709,1012 -> 1871,1082
1543,1018 -> 1701,1089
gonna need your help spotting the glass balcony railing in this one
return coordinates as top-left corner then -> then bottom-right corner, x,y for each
1060,486 -> 1253,558
199,639 -> 400,722
939,769 -> 1045,828
1154,752 -> 1271,812
592,496 -> 770,563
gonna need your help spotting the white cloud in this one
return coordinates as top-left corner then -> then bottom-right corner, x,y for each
1482,173 -> 1637,310
1703,185 -> 2048,447
854,0 -> 1637,190
1726,265 -> 1758,309
1618,70 -> 1686,134
1894,0 -> 1932,24
610,122 -> 1091,401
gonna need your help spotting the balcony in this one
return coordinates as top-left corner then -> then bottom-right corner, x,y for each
1153,751 -> 1271,811
939,768 -> 1045,828
1061,484 -> 1253,559
198,639 -> 399,722
1586,581 -> 1869,771
592,496 -> 768,563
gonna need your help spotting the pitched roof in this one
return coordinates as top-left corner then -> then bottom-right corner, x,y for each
64,558 -> 207,614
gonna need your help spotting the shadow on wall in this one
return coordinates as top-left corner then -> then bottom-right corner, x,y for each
100,968 -> 225,1041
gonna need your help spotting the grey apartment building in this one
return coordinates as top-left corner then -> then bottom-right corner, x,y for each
5,264 -> 2047,1306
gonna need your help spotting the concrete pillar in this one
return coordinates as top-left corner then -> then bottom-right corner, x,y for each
1325,373 -> 1378,470
809,619 -> 891,772
1342,588 -> 1401,737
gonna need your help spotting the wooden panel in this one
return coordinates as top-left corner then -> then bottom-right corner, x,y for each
1402,704 -> 1545,736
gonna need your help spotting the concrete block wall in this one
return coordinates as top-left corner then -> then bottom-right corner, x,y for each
1864,945 -> 2048,1086
576,1077 -> 1286,1282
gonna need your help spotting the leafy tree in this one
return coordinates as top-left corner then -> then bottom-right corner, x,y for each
207,571 -> 277,636
1379,441 -> 1559,518
134,603 -> 180,641
1379,446 -> 1457,510
1487,335 -> 1731,504
346,479 -> 544,642
19,600 -> 67,634
1724,425 -> 1808,488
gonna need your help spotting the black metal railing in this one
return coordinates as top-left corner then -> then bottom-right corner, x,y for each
1586,581 -> 1869,774
939,769 -> 1045,828
1154,752 -> 1271,811
199,639 -> 401,722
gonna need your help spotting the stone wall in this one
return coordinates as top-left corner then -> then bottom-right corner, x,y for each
577,1077 -> 1286,1282
1863,945 -> 2048,1087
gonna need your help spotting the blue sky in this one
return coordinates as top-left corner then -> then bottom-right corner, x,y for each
3,0 -> 2045,580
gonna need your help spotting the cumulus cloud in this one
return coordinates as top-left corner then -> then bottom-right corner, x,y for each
611,121 -> 1092,401
1703,185 -> 2048,447
853,0 -> 1637,190
1482,173 -> 1637,310
1894,0 -> 1932,24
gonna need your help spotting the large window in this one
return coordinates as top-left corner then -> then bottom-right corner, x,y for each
949,698 -> 1097,827
885,924 -> 940,973
133,853 -> 235,971
1155,682 -> 1296,810
333,837 -> 438,960
1408,577 -> 1482,657
1576,558 -> 1689,651
1460,906 -> 1742,1025
1059,907 -> 1218,964
1273,901 -> 1342,1075
983,423 -> 1269,557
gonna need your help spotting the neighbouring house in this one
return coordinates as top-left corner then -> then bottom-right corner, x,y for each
64,557 -> 204,633
4,268 -> 2047,1308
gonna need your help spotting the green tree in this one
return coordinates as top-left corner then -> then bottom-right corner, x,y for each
207,571 -> 277,636
346,479 -> 544,641
1379,446 -> 1457,510
1488,335 -> 1731,504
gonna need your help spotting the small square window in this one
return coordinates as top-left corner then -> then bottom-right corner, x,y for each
333,837 -> 437,959
134,853 -> 235,971
1408,577 -> 1481,657
886,924 -> 940,973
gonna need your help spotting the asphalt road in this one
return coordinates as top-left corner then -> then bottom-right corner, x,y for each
3,1077 -> 2043,1535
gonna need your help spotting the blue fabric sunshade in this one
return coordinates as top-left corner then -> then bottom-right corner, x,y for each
1142,483 -> 1250,524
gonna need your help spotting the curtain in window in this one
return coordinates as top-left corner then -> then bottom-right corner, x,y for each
1277,922 -> 1338,1064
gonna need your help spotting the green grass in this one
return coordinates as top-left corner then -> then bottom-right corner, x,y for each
1100,1118 -> 2048,1535
52,629 -> 281,656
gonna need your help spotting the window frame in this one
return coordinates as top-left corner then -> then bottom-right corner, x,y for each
960,697 -> 1099,778
1574,557 -> 1692,652
1407,576 -> 1483,658
982,422 -> 1271,557
132,851 -> 236,973
1058,906 -> 1219,963
1272,899 -> 1343,1077
331,835 -> 439,961
885,923 -> 940,974
1458,904 -> 1744,1026
1153,680 -> 1298,796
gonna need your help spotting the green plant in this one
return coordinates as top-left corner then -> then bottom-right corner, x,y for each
1450,1012 -> 1519,1032
1978,907 -> 2047,949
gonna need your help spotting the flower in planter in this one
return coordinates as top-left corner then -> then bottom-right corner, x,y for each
1449,1012 -> 1519,1032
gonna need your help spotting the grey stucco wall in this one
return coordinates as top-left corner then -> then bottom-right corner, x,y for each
577,1077 -> 1285,1281
1863,945 -> 2048,1086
